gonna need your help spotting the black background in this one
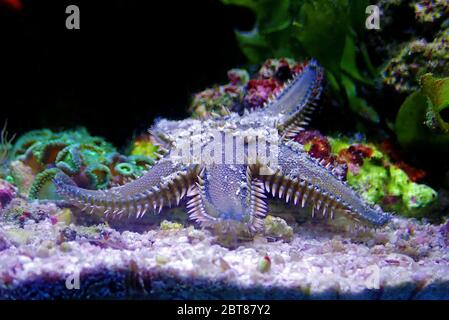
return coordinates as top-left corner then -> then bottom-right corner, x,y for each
0,0 -> 254,147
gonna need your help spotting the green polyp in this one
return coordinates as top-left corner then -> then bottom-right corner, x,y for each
128,154 -> 153,166
31,140 -> 69,165
76,143 -> 112,165
12,129 -> 53,158
56,146 -> 82,175
115,163 -> 134,177
85,163 -> 111,189
29,168 -> 61,200
128,155 -> 153,176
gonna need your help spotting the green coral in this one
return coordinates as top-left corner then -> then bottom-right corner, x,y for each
55,145 -> 83,175
330,136 -> 439,216
114,163 -> 134,177
129,137 -> 159,160
189,68 -> 248,119
12,129 -> 53,158
263,215 -> 293,242
159,220 -> 183,231
85,164 -> 111,189
11,128 -> 154,200
347,162 -> 387,204
29,168 -> 61,200
412,0 -> 449,23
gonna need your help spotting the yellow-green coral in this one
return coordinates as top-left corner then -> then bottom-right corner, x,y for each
263,215 -> 293,241
330,136 -> 438,216
130,139 -> 159,159
159,220 -> 183,231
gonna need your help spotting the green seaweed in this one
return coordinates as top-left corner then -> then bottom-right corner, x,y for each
421,74 -> 449,133
221,0 -> 379,122
395,75 -> 449,154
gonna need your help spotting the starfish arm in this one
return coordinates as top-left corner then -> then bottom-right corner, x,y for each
53,159 -> 199,218
260,142 -> 391,227
259,60 -> 324,138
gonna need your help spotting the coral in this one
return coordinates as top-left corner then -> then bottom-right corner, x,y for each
114,163 -> 134,177
189,69 -> 248,119
29,168 -> 61,200
242,58 -> 308,110
55,145 -> 83,175
85,164 -> 111,189
243,78 -> 281,110
10,128 -> 155,200
129,134 -> 159,160
333,137 -> 437,217
12,129 -> 53,159
413,0 -> 449,23
159,220 -> 183,231
8,160 -> 35,196
0,179 -> 15,210
294,130 -> 332,160
263,215 -> 293,242
189,58 -> 308,118
382,30 -> 449,93
257,255 -> 271,273
53,208 -> 73,226
380,0 -> 449,93
293,131 -> 438,218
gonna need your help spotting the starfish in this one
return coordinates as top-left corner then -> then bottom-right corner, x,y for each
54,60 -> 391,234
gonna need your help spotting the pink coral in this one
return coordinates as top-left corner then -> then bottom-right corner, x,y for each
0,179 -> 15,209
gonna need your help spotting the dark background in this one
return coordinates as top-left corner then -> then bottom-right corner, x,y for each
0,0 -> 254,148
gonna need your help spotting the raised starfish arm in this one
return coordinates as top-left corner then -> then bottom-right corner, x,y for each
261,60 -> 324,139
